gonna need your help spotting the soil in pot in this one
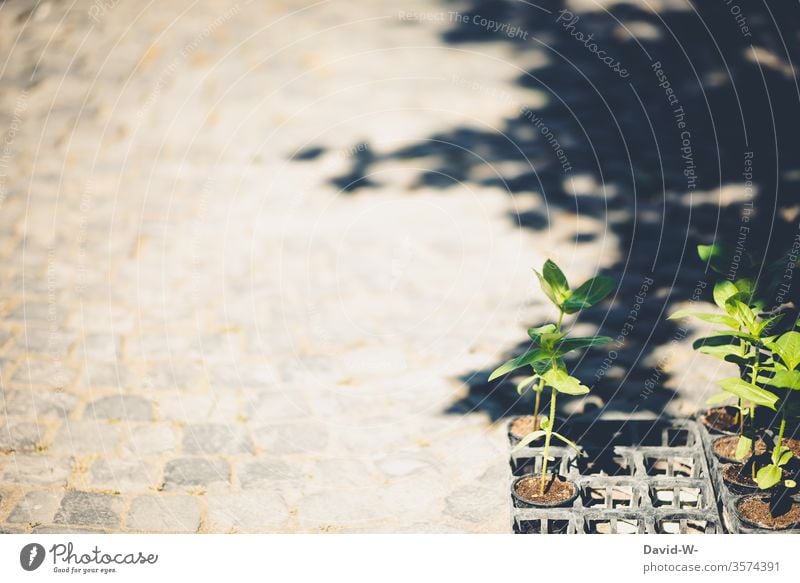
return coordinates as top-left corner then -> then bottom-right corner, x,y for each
712,435 -> 766,463
721,463 -> 759,494
699,406 -> 739,435
513,475 -> 577,507
736,495 -> 800,530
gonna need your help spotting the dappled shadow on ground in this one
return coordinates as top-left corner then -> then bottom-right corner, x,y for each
296,0 -> 800,420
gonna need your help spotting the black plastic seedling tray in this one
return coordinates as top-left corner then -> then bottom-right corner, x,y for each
698,421 -> 800,534
509,419 -> 721,534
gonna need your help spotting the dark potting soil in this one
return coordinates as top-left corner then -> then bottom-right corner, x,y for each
737,497 -> 800,529
712,435 -> 766,461
515,475 -> 575,505
510,415 -> 540,438
722,464 -> 758,489
700,408 -> 738,433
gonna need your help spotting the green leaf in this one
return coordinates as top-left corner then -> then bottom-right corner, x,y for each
542,368 -> 590,395
706,392 -> 734,406
713,280 -> 739,311
717,377 -> 778,410
515,375 -> 538,395
549,430 -> 583,454
766,370 -> 800,391
510,430 -> 547,453
770,331 -> 800,371
527,324 -> 557,343
535,260 -> 570,307
562,276 -> 615,314
556,335 -> 613,354
735,435 -> 752,461
774,445 -> 793,467
698,243 -> 727,274
668,309 -> 739,328
489,349 -> 549,381
756,464 -> 782,490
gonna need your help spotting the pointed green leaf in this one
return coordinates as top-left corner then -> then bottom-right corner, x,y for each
717,377 -> 778,410
527,324 -> 557,343
510,430 -> 548,453
542,259 -> 569,297
562,276 -> 615,314
756,464 -> 782,490
707,392 -> 734,406
542,368 -> 590,395
770,331 -> 800,371
735,435 -> 752,461
766,370 -> 800,391
713,280 -> 739,311
668,309 -> 739,328
533,269 -> 561,308
549,430 -> 583,454
489,349 -> 549,381
556,335 -> 613,355
698,243 -> 727,274
516,375 -> 538,395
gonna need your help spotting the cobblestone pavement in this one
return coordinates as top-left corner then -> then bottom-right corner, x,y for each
0,0 -> 719,533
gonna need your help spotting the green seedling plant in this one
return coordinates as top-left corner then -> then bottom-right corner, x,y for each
756,330 -> 800,492
489,259 -> 614,495
670,259 -> 780,466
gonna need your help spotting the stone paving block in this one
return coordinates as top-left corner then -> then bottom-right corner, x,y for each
10,360 -> 75,389
1,455 -> 72,486
182,424 -> 252,455
121,423 -> 179,455
79,361 -> 140,390
7,490 -> 62,525
157,393 -> 215,422
141,362 -> 208,392
125,495 -> 201,532
209,364 -> 276,390
238,459 -> 304,490
298,489 -> 386,529
90,458 -> 160,492
251,422 -> 328,454
243,391 -> 310,422
85,394 -> 153,421
0,422 -> 44,453
162,457 -> 230,491
206,492 -> 289,532
50,420 -> 122,455
54,491 -> 123,529
3,389 -> 78,419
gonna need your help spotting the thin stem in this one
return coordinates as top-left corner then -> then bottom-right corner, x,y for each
540,387 -> 558,495
556,309 -> 564,332
532,380 -> 542,431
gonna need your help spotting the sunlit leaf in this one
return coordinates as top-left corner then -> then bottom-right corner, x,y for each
562,276 -> 615,314
717,377 -> 778,410
669,309 -> 739,328
489,349 -> 549,381
542,368 -> 590,395
756,464 -> 782,490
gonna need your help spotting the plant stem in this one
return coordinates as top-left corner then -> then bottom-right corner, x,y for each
556,309 -> 564,332
532,380 -> 542,431
540,387 -> 557,495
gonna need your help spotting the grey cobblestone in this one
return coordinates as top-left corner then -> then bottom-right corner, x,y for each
54,491 -> 123,529
50,421 -> 121,455
182,424 -> 252,455
206,492 -> 289,532
162,457 -> 230,492
7,490 -> 62,525
0,422 -> 43,453
85,395 -> 153,421
90,458 -> 161,492
125,495 -> 201,532
1,455 -> 72,486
